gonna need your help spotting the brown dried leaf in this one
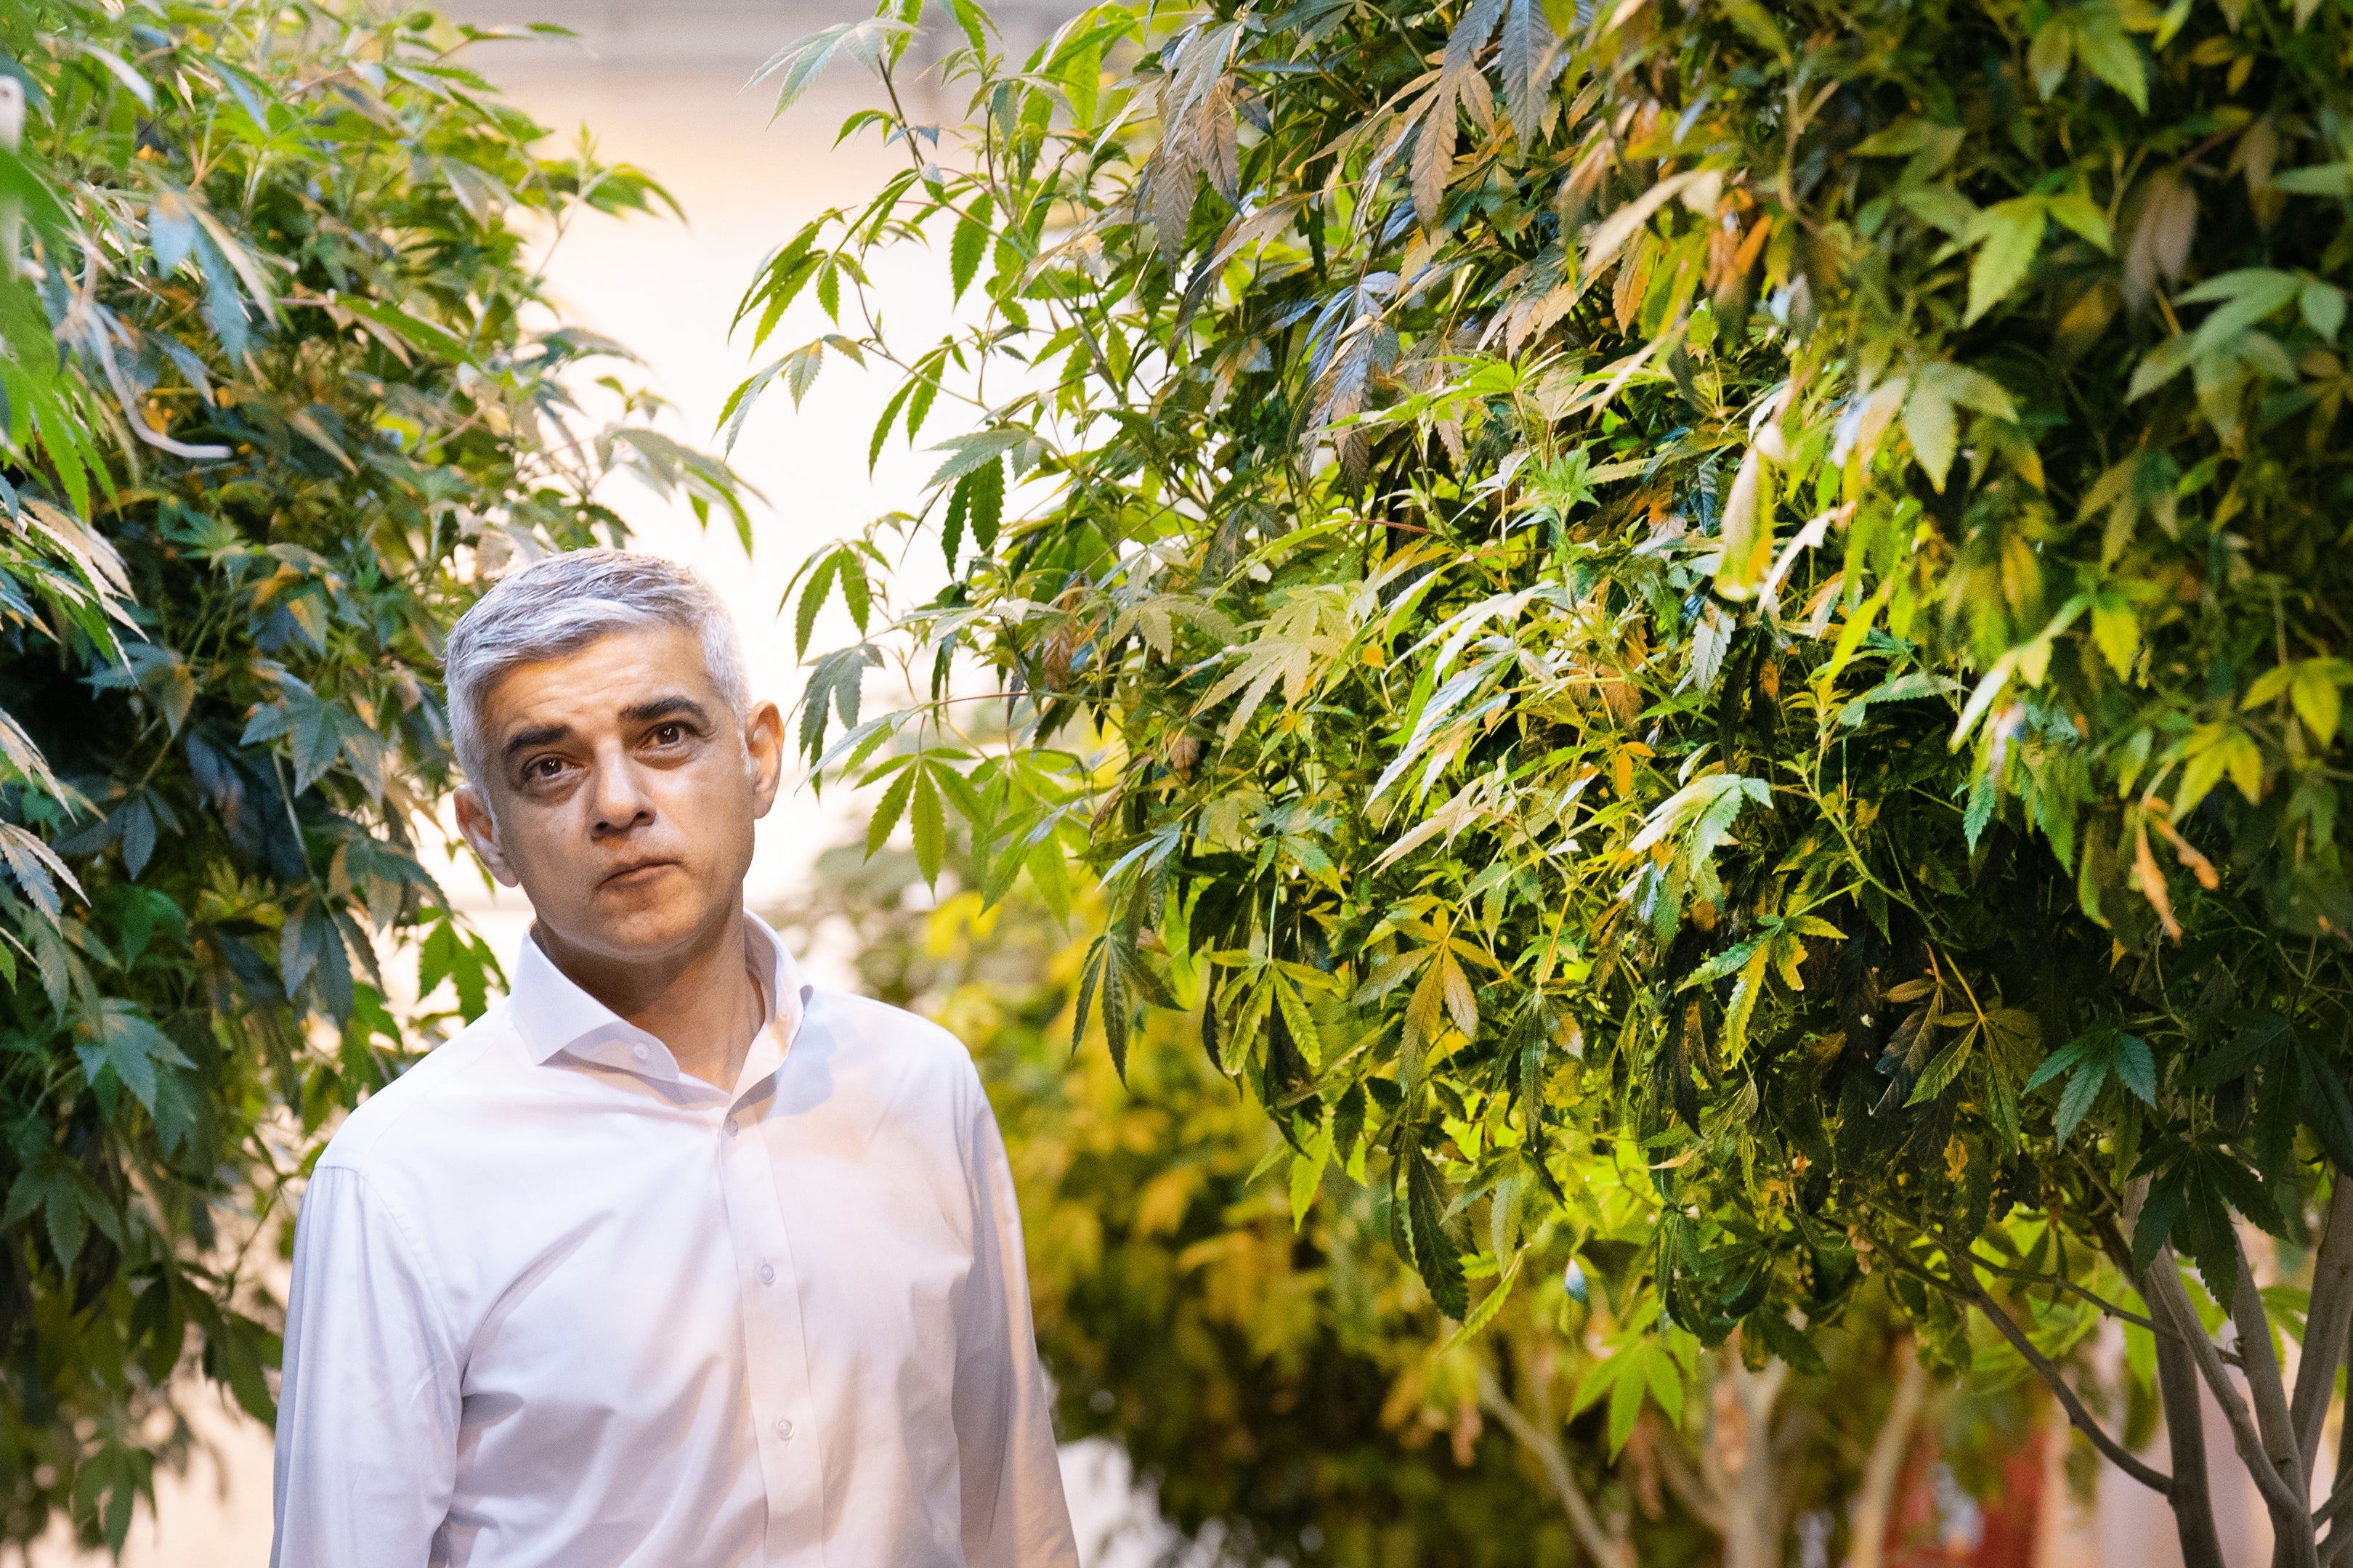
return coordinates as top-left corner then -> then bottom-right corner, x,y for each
1412,72 -> 1463,231
1199,80 -> 1239,204
2148,808 -> 2220,890
1612,231 -> 1653,330
2123,170 -> 2196,309
2230,118 -> 2278,199
2131,816 -> 2184,939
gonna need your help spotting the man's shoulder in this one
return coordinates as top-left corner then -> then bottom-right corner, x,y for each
808,988 -> 974,1072
801,988 -> 981,1115
317,1004 -> 521,1177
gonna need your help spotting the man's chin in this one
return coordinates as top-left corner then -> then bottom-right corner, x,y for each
543,892 -> 731,964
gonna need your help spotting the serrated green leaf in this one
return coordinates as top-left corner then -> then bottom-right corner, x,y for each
2072,20 -> 2145,111
951,195 -> 994,301
837,549 -> 872,634
2301,1049 -> 2353,1174
942,471 -> 973,569
1606,1356 -> 1646,1453
1965,200 -> 2048,325
867,768 -> 916,859
1435,1249 -> 1525,1354
2112,1033 -> 2156,1105
795,551 -> 839,659
1289,1131 -> 1331,1230
968,455 -> 1005,555
870,378 -> 915,474
2054,1061 -> 2107,1144
1906,1025 -> 1976,1106
910,768 -> 946,885
927,428 -> 1027,490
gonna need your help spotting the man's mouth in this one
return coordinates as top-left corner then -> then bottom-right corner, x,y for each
602,858 -> 679,887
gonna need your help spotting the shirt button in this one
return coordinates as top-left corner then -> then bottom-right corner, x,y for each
631,1044 -> 649,1063
775,1418 -> 795,1441
758,1262 -> 777,1285
725,1121 -> 739,1138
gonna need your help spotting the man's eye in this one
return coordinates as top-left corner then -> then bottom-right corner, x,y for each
529,757 -> 564,780
652,723 -> 684,745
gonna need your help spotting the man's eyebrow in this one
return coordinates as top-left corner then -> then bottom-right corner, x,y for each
617,695 -> 713,726
502,723 -> 572,763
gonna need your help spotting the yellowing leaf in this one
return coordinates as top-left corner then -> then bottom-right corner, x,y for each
1584,169 -> 1710,279
2046,186 -> 2115,252
1965,199 -> 2048,325
1439,950 -> 1479,1041
2028,15 -> 2074,97
1714,443 -> 1774,596
2174,723 -> 2265,817
1722,938 -> 1774,1061
1196,585 -> 1357,745
2073,15 -> 2147,112
2291,667 -> 2343,744
1289,1131 -> 1330,1230
1903,377 -> 1958,488
1406,955 -> 1450,1057
2090,596 -> 2139,677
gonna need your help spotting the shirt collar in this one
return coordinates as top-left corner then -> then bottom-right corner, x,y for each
508,911 -> 814,1092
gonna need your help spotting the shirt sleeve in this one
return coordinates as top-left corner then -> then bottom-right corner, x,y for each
953,1075 -> 1081,1568
272,1164 -> 461,1568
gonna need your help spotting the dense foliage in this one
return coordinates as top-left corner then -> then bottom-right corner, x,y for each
769,835 -> 2046,1568
0,1 -> 738,1547
745,0 -> 2353,1559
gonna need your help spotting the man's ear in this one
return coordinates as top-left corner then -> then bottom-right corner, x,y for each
453,785 -> 520,887
743,699 -> 785,818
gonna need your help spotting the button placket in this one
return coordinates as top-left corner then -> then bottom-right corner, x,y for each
717,1095 -> 825,1567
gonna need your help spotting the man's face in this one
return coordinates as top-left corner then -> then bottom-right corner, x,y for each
453,624 -> 782,969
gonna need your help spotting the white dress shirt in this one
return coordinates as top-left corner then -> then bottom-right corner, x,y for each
270,913 -> 1079,1568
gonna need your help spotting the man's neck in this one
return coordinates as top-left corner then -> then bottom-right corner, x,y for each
535,909 -> 768,1091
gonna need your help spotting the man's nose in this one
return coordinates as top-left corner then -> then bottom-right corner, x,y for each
586,752 -> 655,837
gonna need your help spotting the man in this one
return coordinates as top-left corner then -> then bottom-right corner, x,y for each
271,550 -> 1079,1568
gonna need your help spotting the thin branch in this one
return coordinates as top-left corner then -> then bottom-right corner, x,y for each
1475,1366 -> 1632,1568
2318,1466 -> 2353,1533
2328,1312 -> 2353,1568
1957,1269 -> 2171,1495
1962,1246 -> 2170,1336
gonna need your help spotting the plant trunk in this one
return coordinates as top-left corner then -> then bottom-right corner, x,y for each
2115,1176 -> 2274,1568
2227,1252 -> 2317,1568
2141,1238 -> 2314,1568
2325,1395 -> 2353,1568
1846,1339 -> 1931,1568
1706,1349 -> 1789,1568
2150,1308 -> 2230,1568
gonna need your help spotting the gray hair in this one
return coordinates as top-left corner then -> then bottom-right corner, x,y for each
445,549 -> 750,785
